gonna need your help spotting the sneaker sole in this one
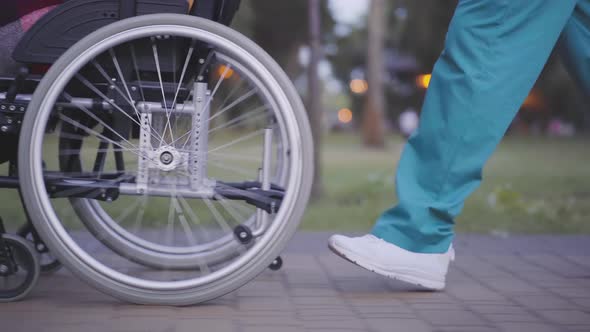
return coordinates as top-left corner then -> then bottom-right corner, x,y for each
328,241 -> 446,291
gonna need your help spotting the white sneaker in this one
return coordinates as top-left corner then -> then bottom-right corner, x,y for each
328,234 -> 455,291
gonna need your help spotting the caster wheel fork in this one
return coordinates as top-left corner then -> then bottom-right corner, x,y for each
17,223 -> 62,273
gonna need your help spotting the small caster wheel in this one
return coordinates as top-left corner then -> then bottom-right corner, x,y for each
0,234 -> 40,302
17,224 -> 61,274
234,225 -> 253,245
269,256 -> 283,271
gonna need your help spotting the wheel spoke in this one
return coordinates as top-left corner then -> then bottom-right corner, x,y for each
72,75 -> 162,144
58,112 -> 154,164
131,194 -> 148,236
113,197 -> 143,225
172,197 -> 211,274
208,151 -> 262,163
177,195 -> 212,243
129,44 -> 146,102
171,46 -> 195,111
214,194 -> 248,225
203,199 -> 233,233
108,49 -> 155,139
207,129 -> 265,154
208,159 -> 255,178
209,105 -> 268,134
209,88 -> 257,123
151,38 -> 174,147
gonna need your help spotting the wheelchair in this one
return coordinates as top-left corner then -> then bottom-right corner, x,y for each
0,0 -> 313,305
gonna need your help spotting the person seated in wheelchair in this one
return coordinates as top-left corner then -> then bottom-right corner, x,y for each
0,0 -> 202,75
0,0 -> 61,75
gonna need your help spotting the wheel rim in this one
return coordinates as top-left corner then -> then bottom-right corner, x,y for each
68,52 -> 290,269
25,23 -> 306,291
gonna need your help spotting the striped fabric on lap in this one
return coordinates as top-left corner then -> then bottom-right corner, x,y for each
0,0 -> 62,27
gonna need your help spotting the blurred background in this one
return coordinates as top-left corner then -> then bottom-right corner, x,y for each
1,0 -> 588,237
230,0 -> 590,235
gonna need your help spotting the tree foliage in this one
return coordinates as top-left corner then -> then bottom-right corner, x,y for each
233,0 -> 334,77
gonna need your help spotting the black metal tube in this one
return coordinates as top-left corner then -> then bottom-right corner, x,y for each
0,176 -> 20,189
93,140 -> 110,174
114,150 -> 125,172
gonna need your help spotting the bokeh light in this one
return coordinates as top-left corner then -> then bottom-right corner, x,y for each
217,65 -> 235,79
350,79 -> 369,94
338,108 -> 353,124
416,74 -> 431,89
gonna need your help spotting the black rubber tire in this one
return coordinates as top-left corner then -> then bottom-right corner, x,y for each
0,234 -> 40,302
18,14 -> 313,305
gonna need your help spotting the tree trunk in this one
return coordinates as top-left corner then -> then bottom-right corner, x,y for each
362,0 -> 386,148
307,0 -> 324,198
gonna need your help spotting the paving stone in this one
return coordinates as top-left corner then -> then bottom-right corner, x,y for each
482,256 -> 542,273
446,282 -> 507,302
567,325 -> 590,331
174,319 -> 236,332
523,255 -> 590,278
289,288 -> 340,297
433,326 -> 499,332
1,233 -> 589,332
469,304 -> 529,315
108,316 -> 178,332
242,327 -> 304,332
237,315 -> 302,327
548,287 -> 590,299
302,318 -> 366,330
511,295 -> 577,310
454,256 -> 513,279
171,305 -> 237,319
497,322 -> 562,332
353,304 -> 413,315
482,313 -> 540,323
296,308 -> 356,316
410,302 -> 464,311
365,318 -> 433,332
483,278 -> 543,295
537,310 -> 590,325
571,298 -> 590,308
416,309 -> 488,326
564,256 -> 590,269
402,292 -> 457,304
237,297 -> 293,311
292,296 -> 347,306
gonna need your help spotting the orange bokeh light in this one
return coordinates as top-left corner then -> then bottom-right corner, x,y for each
217,65 -> 235,79
338,108 -> 353,124
522,91 -> 543,109
350,79 -> 369,94
416,74 -> 431,89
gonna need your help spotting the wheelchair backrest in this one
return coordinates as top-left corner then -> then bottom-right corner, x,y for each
13,0 -> 241,65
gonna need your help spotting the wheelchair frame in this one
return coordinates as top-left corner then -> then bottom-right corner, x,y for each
0,0 -> 293,303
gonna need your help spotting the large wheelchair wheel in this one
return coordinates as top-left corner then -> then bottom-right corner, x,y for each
18,14 -> 313,305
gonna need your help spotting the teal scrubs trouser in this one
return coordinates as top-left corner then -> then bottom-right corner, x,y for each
372,0 -> 590,253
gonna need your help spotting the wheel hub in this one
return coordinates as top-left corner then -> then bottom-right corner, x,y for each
154,146 -> 182,172
160,151 -> 174,165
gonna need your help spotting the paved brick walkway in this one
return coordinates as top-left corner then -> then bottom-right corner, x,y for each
1,232 -> 590,332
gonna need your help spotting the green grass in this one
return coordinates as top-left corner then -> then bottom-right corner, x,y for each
2,132 -> 590,235
300,133 -> 590,235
